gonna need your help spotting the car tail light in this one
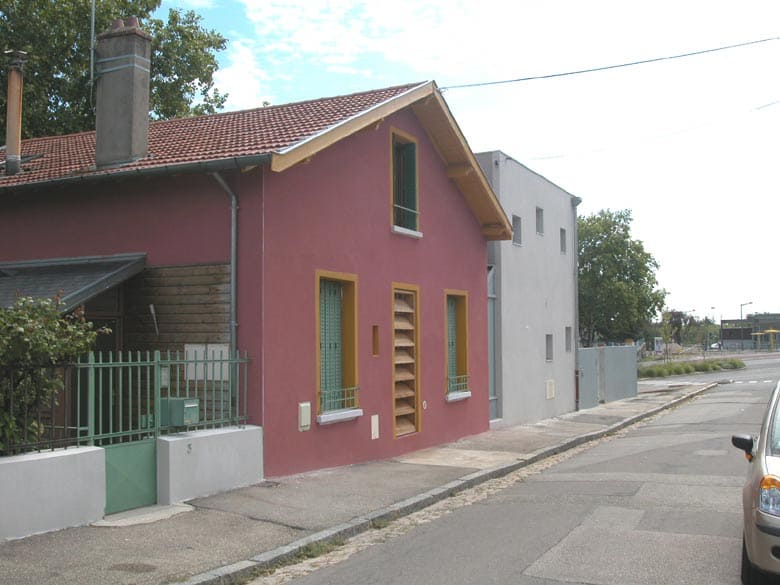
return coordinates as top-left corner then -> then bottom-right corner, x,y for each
759,476 -> 780,516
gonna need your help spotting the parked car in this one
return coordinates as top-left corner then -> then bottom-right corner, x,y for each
732,382 -> 780,584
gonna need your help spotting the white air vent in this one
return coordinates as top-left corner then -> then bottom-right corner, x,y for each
545,379 -> 555,400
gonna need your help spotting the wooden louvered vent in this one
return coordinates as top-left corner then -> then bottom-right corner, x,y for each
393,288 -> 418,436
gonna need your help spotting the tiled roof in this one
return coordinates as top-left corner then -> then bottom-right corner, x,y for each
0,82 -> 424,190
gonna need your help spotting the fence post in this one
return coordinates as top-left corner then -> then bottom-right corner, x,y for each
87,351 -> 95,446
153,350 -> 161,436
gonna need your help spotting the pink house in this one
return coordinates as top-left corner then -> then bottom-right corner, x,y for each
0,21 -> 510,487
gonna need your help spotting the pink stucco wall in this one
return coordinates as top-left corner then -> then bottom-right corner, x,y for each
0,175 -> 231,265
0,172 -> 266,430
0,106 -> 492,479
260,109 -> 490,476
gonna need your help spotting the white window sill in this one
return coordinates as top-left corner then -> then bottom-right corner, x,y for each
392,225 -> 423,239
445,390 -> 471,403
316,408 -> 363,425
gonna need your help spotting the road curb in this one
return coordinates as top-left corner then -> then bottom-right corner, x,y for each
175,384 -> 715,585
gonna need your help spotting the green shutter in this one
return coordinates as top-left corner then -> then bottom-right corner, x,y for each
320,279 -> 342,411
393,140 -> 418,230
447,296 -> 458,380
393,143 -> 404,210
401,142 -> 417,223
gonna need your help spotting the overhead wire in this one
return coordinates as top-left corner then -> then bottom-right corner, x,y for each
441,36 -> 780,91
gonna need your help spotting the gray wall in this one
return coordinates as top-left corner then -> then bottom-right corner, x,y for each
0,447 -> 106,540
157,426 -> 263,505
3,427 -> 264,540
478,151 -> 579,425
577,346 -> 638,406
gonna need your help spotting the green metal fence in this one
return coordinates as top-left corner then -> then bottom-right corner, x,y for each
1,349 -> 250,455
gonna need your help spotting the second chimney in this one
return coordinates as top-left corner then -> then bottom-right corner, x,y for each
4,50 -> 28,176
95,17 -> 151,168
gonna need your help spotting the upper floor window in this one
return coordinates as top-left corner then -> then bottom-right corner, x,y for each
392,131 -> 419,234
536,207 -> 544,235
512,215 -> 522,246
560,228 -> 567,253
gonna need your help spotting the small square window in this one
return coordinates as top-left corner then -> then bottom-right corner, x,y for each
560,228 -> 567,254
512,215 -> 522,246
536,207 -> 544,235
545,333 -> 553,361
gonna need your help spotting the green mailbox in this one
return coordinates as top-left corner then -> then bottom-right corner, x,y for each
160,397 -> 200,427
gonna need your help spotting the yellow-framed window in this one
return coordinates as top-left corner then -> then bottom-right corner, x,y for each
445,290 -> 469,394
391,129 -> 419,232
316,270 -> 358,413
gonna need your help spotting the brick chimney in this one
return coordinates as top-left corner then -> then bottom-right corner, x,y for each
4,50 -> 28,176
94,17 -> 152,168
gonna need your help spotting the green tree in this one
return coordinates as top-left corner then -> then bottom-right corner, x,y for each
0,296 -> 103,452
578,209 -> 666,346
0,0 -> 227,138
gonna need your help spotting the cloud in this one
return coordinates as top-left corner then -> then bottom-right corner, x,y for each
174,0 -> 217,8
213,39 -> 274,110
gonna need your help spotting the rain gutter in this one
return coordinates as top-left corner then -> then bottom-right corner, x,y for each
0,154 -> 273,195
210,171 -> 238,357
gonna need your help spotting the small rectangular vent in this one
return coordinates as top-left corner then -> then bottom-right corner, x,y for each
545,379 -> 555,400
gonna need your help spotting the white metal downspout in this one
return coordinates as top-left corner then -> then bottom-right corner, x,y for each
572,196 -> 582,410
260,167 -> 265,431
210,172 -> 238,356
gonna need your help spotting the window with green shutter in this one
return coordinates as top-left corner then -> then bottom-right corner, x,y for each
317,272 -> 358,414
392,133 -> 418,231
447,296 -> 458,379
320,279 -> 343,411
445,292 -> 469,395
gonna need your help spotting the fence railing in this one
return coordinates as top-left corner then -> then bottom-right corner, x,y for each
1,349 -> 250,456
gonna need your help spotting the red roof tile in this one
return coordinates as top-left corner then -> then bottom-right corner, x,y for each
0,82 -> 423,190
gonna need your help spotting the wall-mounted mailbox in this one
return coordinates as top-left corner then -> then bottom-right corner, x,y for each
160,397 -> 200,427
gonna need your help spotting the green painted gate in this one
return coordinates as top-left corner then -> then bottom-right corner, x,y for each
73,350 -> 249,515
104,440 -> 157,514
77,351 -> 161,515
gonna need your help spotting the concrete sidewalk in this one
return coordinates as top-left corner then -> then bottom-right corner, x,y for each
0,382 -> 714,585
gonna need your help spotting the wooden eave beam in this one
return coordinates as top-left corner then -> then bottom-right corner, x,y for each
424,91 -> 512,241
270,82 -> 436,173
446,164 -> 473,179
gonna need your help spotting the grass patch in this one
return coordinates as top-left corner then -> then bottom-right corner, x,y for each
293,539 -> 346,561
638,358 -> 745,379
370,518 -> 391,530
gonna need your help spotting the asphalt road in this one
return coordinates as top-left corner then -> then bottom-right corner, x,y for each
252,355 -> 780,585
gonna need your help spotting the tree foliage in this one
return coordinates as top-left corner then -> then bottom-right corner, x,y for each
0,0 -> 226,138
0,296 -> 102,452
578,209 -> 666,346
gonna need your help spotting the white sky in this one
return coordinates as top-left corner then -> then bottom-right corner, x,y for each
161,0 -> 780,322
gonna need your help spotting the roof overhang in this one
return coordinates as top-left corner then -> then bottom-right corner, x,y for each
0,253 -> 146,312
269,81 -> 512,241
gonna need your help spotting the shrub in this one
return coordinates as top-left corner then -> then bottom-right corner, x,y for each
0,296 -> 104,453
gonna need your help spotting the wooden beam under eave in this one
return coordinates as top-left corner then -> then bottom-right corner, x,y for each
482,224 -> 511,240
446,165 -> 472,179
269,82 -> 436,173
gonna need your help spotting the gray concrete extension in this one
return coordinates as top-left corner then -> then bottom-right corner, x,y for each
0,382 -> 714,585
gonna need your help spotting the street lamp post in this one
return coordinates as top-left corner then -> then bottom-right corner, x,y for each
740,301 -> 753,350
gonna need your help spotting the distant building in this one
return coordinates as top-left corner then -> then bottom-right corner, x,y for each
476,151 -> 580,425
721,313 -> 780,350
